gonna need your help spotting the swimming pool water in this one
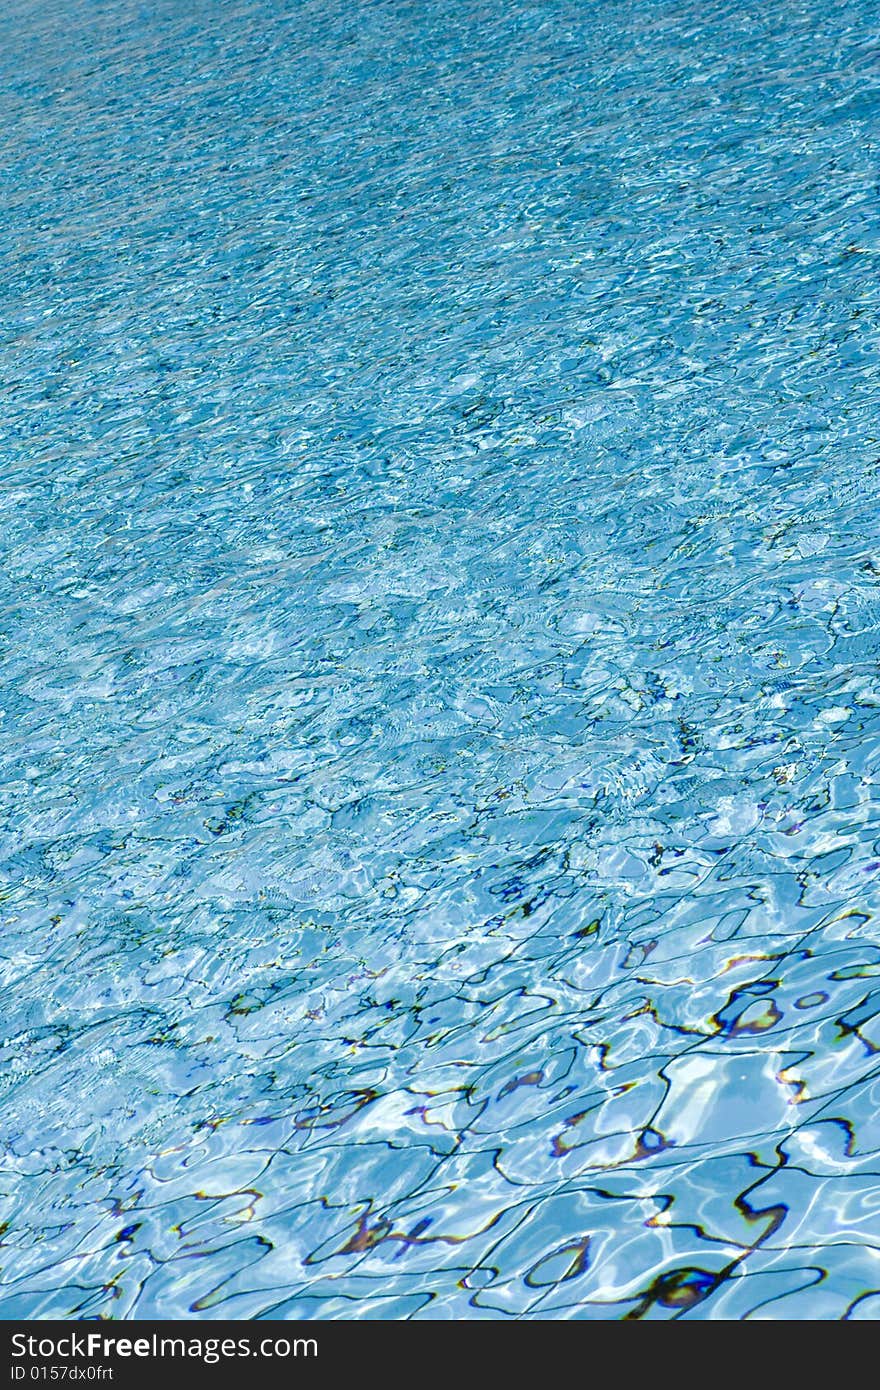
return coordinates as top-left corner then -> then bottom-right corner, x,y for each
2,0 -> 880,1320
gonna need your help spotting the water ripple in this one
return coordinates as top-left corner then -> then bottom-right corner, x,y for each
1,0 -> 880,1320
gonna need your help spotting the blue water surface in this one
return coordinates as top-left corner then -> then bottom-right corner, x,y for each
2,0 -> 880,1320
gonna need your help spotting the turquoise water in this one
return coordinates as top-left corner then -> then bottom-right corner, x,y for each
2,0 -> 880,1320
